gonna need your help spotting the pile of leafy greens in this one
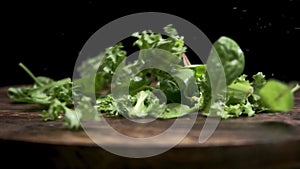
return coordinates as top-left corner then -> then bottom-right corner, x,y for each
8,24 -> 299,129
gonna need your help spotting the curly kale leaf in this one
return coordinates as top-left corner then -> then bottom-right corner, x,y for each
113,90 -> 166,118
132,24 -> 187,59
96,94 -> 119,116
76,43 -> 127,92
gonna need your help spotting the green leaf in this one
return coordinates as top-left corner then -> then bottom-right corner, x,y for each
209,36 -> 245,85
227,75 -> 253,104
173,68 -> 198,99
96,95 -> 119,116
7,26 -> 300,130
259,79 -> 293,112
156,103 -> 196,119
64,107 -> 82,130
7,86 -> 35,103
159,67 -> 198,105
132,24 -> 187,59
251,72 -> 267,94
76,96 -> 99,121
185,64 -> 206,79
41,99 -> 65,121
76,43 -> 127,91
159,79 -> 181,103
113,90 -> 166,118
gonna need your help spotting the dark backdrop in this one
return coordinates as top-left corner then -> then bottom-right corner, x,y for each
1,0 -> 299,87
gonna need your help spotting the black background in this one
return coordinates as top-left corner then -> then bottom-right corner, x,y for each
1,0 -> 299,87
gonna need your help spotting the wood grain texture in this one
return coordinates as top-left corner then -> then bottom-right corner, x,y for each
0,86 -> 300,169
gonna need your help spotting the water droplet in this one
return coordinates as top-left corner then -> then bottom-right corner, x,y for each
233,6 -> 237,10
242,9 -> 247,12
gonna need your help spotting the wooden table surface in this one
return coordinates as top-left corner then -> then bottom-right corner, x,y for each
0,86 -> 300,169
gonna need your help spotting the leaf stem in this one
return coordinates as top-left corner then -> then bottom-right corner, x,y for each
19,62 -> 41,86
31,78 -> 71,92
291,84 -> 300,93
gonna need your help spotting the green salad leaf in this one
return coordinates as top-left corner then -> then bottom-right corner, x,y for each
259,79 -> 294,112
7,24 -> 299,130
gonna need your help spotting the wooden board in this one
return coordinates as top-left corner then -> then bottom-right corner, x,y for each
0,86 -> 300,169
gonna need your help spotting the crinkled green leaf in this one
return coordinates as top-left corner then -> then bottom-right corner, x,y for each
132,24 -> 186,59
114,90 -> 166,118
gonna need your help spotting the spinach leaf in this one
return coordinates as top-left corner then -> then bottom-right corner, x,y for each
259,79 -> 294,112
210,36 -> 245,85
